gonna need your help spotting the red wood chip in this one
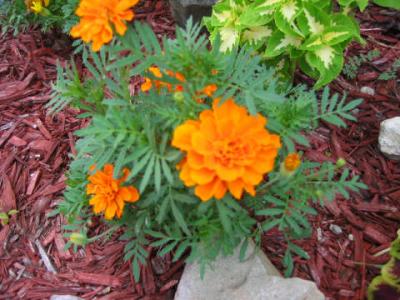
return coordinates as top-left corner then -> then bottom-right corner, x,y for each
26,170 -> 41,195
58,271 -> 122,287
54,234 -> 72,260
8,136 -> 27,147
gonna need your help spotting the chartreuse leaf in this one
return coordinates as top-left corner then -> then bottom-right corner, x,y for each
373,0 -> 400,9
338,0 -> 369,11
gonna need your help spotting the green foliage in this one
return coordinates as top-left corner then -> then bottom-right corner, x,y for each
0,209 -> 18,225
0,0 -> 79,35
50,20 -> 366,279
378,58 -> 400,81
373,0 -> 400,9
338,0 -> 369,11
343,49 -> 380,79
204,0 -> 365,88
368,230 -> 400,300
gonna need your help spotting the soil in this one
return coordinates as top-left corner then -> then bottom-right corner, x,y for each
0,1 -> 399,300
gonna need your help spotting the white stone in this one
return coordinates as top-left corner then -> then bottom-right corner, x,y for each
50,296 -> 83,300
379,116 -> 400,160
360,86 -> 375,96
174,241 -> 325,300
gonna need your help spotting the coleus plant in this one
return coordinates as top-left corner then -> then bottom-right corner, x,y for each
368,230 -> 400,299
204,0 -> 364,88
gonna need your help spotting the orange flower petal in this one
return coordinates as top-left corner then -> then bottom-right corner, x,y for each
189,168 -> 215,185
195,179 -> 227,201
104,202 -> 117,220
172,121 -> 200,151
227,179 -> 244,199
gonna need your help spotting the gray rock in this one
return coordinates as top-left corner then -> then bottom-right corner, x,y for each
379,116 -> 400,160
169,0 -> 218,28
329,224 -> 343,235
174,241 -> 324,300
50,296 -> 82,300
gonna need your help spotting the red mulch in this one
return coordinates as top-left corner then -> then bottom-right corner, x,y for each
0,1 -> 182,299
0,2 -> 399,300
262,5 -> 400,300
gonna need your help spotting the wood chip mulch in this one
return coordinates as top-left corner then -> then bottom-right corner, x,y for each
0,2 -> 183,300
0,2 -> 399,300
262,5 -> 400,300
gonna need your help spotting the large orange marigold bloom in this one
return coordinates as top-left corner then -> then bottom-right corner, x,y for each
172,99 -> 281,201
71,0 -> 139,51
87,164 -> 139,219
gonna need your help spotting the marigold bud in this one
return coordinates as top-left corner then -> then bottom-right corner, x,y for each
70,232 -> 87,246
280,153 -> 301,176
336,158 -> 346,168
173,91 -> 184,103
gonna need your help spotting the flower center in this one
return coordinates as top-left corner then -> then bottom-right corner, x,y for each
214,139 -> 249,167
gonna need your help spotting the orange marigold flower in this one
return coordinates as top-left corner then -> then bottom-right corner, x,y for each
141,77 -> 152,92
172,99 -> 281,201
284,153 -> 301,172
203,84 -> 217,97
175,72 -> 186,82
149,66 -> 163,78
87,164 -> 139,220
70,0 -> 139,51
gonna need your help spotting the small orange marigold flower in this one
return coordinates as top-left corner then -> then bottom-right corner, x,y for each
175,72 -> 186,82
284,153 -> 301,172
172,99 -> 281,201
87,164 -> 139,220
202,84 -> 217,97
141,77 -> 152,92
149,66 -> 163,78
71,0 -> 139,51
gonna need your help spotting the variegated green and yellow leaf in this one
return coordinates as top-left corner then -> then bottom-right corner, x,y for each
331,14 -> 363,44
322,27 -> 352,45
239,5 -> 274,27
219,27 -> 240,52
315,45 -> 336,69
243,26 -> 272,45
306,45 -> 344,88
256,0 -> 285,10
265,31 -> 302,58
214,11 -> 233,23
274,8 -> 304,37
280,1 -> 299,22
297,3 -> 329,36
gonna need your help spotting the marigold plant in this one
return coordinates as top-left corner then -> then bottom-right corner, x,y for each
50,21 -> 366,280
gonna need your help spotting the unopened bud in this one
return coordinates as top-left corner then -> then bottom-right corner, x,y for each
336,158 -> 346,168
70,232 -> 87,246
173,91 -> 184,103
315,190 -> 323,198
